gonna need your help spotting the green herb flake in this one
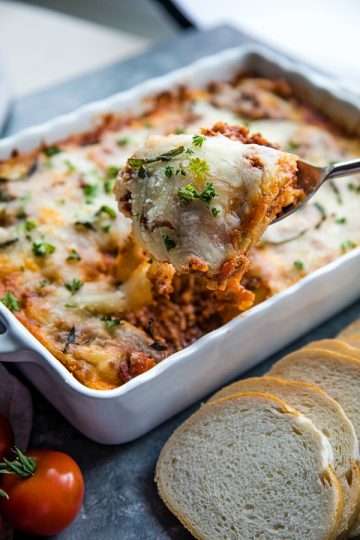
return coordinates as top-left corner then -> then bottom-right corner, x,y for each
32,242 -> 56,256
188,157 -> 209,178
175,127 -> 186,135
64,160 -> 76,174
95,205 -> 116,219
335,217 -> 347,224
286,140 -> 299,153
164,166 -> 173,179
39,279 -> 51,288
100,315 -> 122,328
1,291 -> 20,312
117,137 -> 130,146
65,278 -> 84,295
44,145 -> 61,157
211,207 -> 220,217
25,220 -> 36,232
106,166 -> 122,179
104,178 -> 115,194
163,234 -> 176,251
294,260 -> 304,271
178,182 -> 218,204
128,146 -> 185,170
102,225 -> 111,233
341,240 -> 356,253
185,148 -> 194,155
192,134 -> 206,148
82,184 -> 98,204
67,249 -> 81,262
133,212 -> 140,221
347,182 -> 360,193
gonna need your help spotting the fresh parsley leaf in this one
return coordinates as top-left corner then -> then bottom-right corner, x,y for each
32,242 -> 56,256
25,220 -> 36,231
104,178 -> 115,194
95,205 -> 116,219
178,182 -> 218,204
64,159 -> 76,174
100,315 -> 122,328
164,166 -> 173,178
64,278 -> 83,295
63,326 -> 76,353
341,240 -> 356,252
106,166 -> 122,179
67,249 -> 81,261
1,291 -> 20,312
211,207 -> 220,217
294,260 -> 304,271
192,134 -> 206,148
286,140 -> 299,153
188,157 -> 209,178
82,184 -> 98,204
44,145 -> 61,157
335,217 -> 346,224
163,234 -> 176,251
185,148 -> 194,155
128,146 -> 185,170
117,137 -> 130,146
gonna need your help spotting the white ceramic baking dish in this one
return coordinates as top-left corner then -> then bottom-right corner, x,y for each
1,44 -> 360,444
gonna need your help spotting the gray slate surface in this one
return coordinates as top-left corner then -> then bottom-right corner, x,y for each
2,25 -> 360,539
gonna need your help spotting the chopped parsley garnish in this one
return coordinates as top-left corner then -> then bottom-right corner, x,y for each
329,180 -> 342,205
192,134 -> 206,148
211,207 -> 221,217
32,242 -> 56,256
163,234 -> 176,251
44,145 -> 61,157
164,166 -> 173,178
65,278 -> 83,295
294,260 -> 304,271
341,240 -> 356,253
104,179 -> 115,194
314,202 -> 326,229
25,220 -> 36,231
336,217 -> 346,224
67,249 -> 81,261
348,182 -> 360,193
117,137 -> 130,146
185,148 -> 194,155
1,291 -> 20,312
82,184 -> 98,204
133,212 -> 140,221
102,224 -> 111,233
128,146 -> 185,170
63,326 -> 76,353
74,220 -> 97,232
286,140 -> 299,153
64,160 -> 76,174
100,315 -> 122,328
39,279 -> 51,287
95,205 -> 116,219
106,166 -> 122,179
175,127 -> 186,134
178,182 -> 218,204
188,157 -> 209,178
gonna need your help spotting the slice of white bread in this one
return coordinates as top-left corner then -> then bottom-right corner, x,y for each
209,376 -> 360,537
338,320 -> 360,338
304,339 -> 360,361
156,392 -> 343,540
270,349 -> 360,537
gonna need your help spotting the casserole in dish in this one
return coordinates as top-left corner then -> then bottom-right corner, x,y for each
0,44 -> 359,443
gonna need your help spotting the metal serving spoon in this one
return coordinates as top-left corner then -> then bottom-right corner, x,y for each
274,157 -> 360,223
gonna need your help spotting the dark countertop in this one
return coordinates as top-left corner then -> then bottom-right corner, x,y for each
2,24 -> 360,540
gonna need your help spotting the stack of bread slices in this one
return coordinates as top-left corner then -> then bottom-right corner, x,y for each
156,318 -> 360,539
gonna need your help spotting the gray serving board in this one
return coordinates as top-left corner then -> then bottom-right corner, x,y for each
5,25 -> 360,540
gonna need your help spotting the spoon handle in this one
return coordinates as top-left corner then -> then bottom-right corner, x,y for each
326,158 -> 360,180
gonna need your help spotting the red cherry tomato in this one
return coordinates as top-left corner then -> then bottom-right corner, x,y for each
0,412 -> 14,461
0,449 -> 84,536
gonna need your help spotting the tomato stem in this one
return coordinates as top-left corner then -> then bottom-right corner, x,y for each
0,447 -> 36,479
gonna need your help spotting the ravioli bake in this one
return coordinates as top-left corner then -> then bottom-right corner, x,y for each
0,76 -> 359,390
